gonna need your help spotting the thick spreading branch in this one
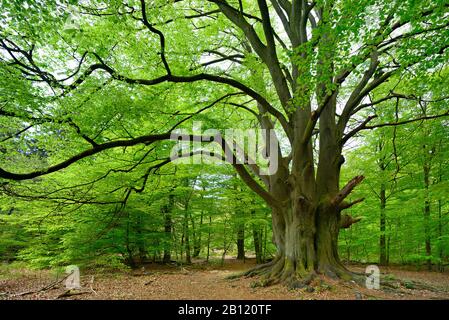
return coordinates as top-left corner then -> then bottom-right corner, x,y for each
0,132 -> 171,180
172,133 -> 276,205
140,0 -> 171,75
363,111 -> 449,130
63,59 -> 291,137
0,128 -> 279,208
342,110 -> 449,144
209,0 -> 292,110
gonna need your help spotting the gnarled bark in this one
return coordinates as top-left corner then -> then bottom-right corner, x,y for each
241,176 -> 363,288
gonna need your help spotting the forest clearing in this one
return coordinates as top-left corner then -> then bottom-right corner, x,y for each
1,0 -> 449,305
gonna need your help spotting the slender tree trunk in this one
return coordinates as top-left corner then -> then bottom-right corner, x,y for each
163,194 -> 174,263
236,210 -> 245,260
180,229 -> 184,263
183,210 -> 191,264
182,179 -> 194,264
193,210 -> 203,258
386,229 -> 391,265
173,225 -> 179,261
206,215 -> 212,262
236,225 -> 245,260
253,227 -> 262,263
376,137 -> 388,266
262,211 -> 268,262
379,183 -> 387,265
221,216 -> 231,266
251,210 -> 263,264
162,212 -> 172,263
438,199 -> 443,272
423,159 -> 432,271
233,177 -> 245,260
136,211 -> 147,264
437,158 -> 443,272
190,212 -> 198,258
125,211 -> 136,268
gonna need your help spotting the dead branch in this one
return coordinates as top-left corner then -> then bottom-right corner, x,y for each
57,289 -> 91,299
332,176 -> 365,206
340,198 -> 365,210
12,272 -> 72,297
340,214 -> 363,229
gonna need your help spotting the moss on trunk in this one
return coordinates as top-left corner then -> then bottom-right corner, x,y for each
242,201 -> 358,288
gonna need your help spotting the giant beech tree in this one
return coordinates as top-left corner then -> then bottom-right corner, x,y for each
1,0 -> 449,287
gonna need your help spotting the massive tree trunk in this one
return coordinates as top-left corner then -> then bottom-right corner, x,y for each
243,136 -> 362,287
246,196 -> 357,287
237,79 -> 366,287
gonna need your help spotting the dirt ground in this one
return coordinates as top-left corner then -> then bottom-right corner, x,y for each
1,259 -> 449,300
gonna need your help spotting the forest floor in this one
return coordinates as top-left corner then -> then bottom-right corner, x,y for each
1,258 -> 449,300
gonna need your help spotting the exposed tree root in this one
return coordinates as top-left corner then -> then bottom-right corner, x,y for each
381,276 -> 448,294
230,258 -> 449,297
228,256 -> 365,290
318,262 -> 366,286
226,258 -> 279,280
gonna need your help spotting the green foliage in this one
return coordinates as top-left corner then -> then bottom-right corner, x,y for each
339,94 -> 449,266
